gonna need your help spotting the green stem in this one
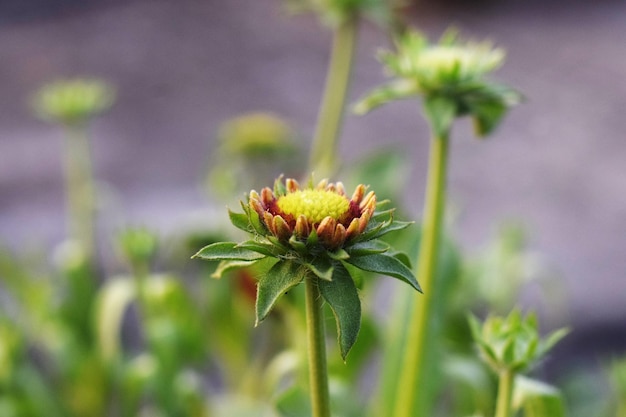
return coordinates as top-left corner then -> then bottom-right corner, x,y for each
495,369 -> 515,417
62,123 -> 97,260
304,276 -> 331,417
392,132 -> 450,417
309,18 -> 358,177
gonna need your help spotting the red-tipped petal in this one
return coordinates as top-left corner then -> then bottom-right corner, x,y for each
273,215 -> 293,240
350,184 -> 366,205
358,209 -> 373,233
261,187 -> 275,205
286,178 -> 300,193
316,179 -> 328,190
335,182 -> 346,196
360,191 -> 376,211
263,212 -> 276,234
316,216 -> 337,241
345,218 -> 360,240
332,223 -> 347,248
294,214 -> 310,238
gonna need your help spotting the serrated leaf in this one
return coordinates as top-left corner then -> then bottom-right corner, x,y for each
345,253 -> 421,292
346,240 -> 390,256
318,262 -> 361,360
256,260 -> 306,325
192,242 -> 266,261
211,259 -> 260,279
306,256 -> 334,281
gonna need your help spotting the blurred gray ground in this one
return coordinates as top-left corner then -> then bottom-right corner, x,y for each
0,0 -> 625,336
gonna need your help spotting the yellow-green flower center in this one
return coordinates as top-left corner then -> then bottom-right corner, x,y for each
277,190 -> 349,224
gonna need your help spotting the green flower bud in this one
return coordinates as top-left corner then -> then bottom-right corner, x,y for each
469,309 -> 568,374
32,78 -> 115,125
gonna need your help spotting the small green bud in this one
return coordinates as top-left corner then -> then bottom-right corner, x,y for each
469,309 -> 568,374
117,228 -> 158,267
32,78 -> 115,125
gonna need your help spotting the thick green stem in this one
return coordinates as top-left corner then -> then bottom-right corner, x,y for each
309,18 -> 358,177
62,124 -> 97,260
495,369 -> 515,417
304,276 -> 331,417
393,132 -> 449,417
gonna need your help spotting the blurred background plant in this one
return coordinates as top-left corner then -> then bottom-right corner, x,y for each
1,0 -> 625,416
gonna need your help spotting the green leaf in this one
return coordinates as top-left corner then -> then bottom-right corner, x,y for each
328,248 -> 350,260
471,100 -> 507,137
192,242 -> 266,261
211,259 -> 260,279
345,253 -> 421,292
275,385 -> 311,417
228,209 -> 252,233
236,239 -> 278,257
256,260 -> 306,325
318,262 -> 361,360
423,95 -> 456,138
513,376 -> 566,417
358,219 -> 413,242
353,79 -> 419,115
346,240 -> 390,256
306,257 -> 334,281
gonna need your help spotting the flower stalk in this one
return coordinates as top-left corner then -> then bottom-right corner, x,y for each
495,369 -> 514,417
62,124 -> 97,260
304,276 -> 331,417
309,18 -> 358,177
393,131 -> 449,417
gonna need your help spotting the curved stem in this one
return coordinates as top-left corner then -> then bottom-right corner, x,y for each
308,18 -> 358,178
304,276 -> 330,417
495,369 -> 514,417
393,132 -> 450,417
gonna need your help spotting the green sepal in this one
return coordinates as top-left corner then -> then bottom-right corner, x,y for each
255,260 -> 306,325
346,240 -> 390,256
306,256 -> 334,281
423,95 -> 456,139
228,209 -> 252,233
357,214 -> 412,242
345,253 -> 421,292
267,236 -> 290,252
306,229 -> 318,246
328,248 -> 350,261
192,242 -> 266,261
353,79 -> 419,115
289,235 -> 307,252
241,201 -> 267,235
211,259 -> 261,279
274,176 -> 287,196
370,220 -> 413,240
318,262 -> 361,360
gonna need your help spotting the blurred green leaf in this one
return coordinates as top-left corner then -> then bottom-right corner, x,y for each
513,376 -> 567,417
